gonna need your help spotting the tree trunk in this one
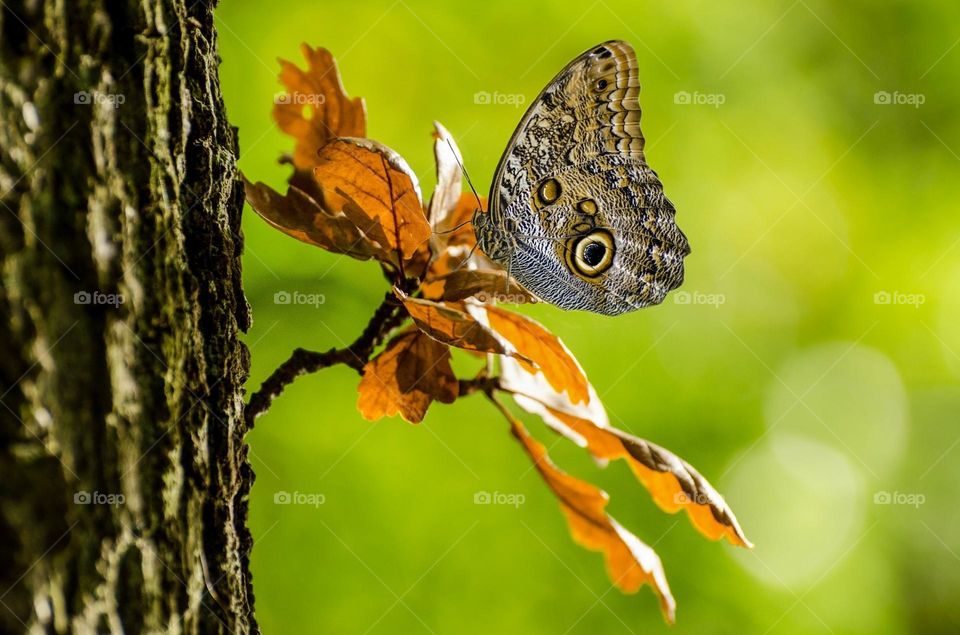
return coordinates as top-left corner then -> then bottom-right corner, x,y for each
0,1 -> 256,632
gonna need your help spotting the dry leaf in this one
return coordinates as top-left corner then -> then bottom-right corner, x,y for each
503,404 -> 676,623
500,356 -> 751,548
527,401 -> 750,548
422,269 -> 533,304
481,305 -> 590,404
399,295 -> 509,356
314,138 -> 432,275
499,353 -> 610,449
275,44 -> 366,172
427,121 -> 463,233
357,329 -> 457,423
243,176 -> 387,261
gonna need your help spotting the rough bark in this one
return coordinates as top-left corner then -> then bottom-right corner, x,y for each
0,0 -> 255,633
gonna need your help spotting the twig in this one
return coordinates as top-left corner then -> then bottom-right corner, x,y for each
244,291 -> 405,425
457,376 -> 500,397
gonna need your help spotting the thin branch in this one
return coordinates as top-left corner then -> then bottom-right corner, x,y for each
457,376 -> 501,397
244,291 -> 405,425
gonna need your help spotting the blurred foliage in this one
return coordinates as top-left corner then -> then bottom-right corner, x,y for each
216,0 -> 960,632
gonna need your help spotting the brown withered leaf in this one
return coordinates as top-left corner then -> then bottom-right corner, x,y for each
499,356 -> 752,548
314,138 -> 432,275
398,295 -> 509,357
357,329 -> 457,423
502,404 -> 676,623
427,121 -> 463,234
528,401 -> 750,548
243,176 -> 387,262
499,353 -> 610,448
441,192 -> 483,250
421,269 -> 533,304
275,44 -> 366,172
481,305 -> 590,405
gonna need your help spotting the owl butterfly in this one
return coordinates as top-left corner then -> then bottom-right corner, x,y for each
473,40 -> 690,316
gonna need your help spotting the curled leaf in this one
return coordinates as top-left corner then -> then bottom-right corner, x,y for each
275,44 -> 366,171
481,305 -> 590,404
427,121 -> 463,233
399,295 -> 508,356
500,356 -> 751,548
499,353 -> 609,448
357,329 -> 457,423
502,403 -> 675,623
314,138 -> 432,274
243,176 -> 386,261
527,400 -> 750,548
421,269 -> 533,304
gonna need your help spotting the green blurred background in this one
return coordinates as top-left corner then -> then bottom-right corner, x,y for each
216,1 -> 960,632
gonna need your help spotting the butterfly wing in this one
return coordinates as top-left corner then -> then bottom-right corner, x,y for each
478,40 -> 689,316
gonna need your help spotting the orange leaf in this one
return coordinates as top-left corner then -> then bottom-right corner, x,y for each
357,330 -> 457,423
274,44 -> 366,172
314,138 -> 431,275
502,403 -> 675,623
422,269 -> 534,304
499,355 -> 752,548
243,176 -> 387,261
534,403 -> 751,548
483,305 -> 589,404
399,295 -> 509,356
427,121 -> 463,234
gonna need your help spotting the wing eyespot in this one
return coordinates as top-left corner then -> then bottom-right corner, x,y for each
536,178 -> 562,205
565,229 -> 615,279
576,199 -> 598,215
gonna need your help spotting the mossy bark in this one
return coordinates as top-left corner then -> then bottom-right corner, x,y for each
0,0 -> 255,632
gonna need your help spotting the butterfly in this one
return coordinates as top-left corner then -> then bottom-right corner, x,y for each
472,40 -> 690,316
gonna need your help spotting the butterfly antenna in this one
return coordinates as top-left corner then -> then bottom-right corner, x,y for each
434,218 -> 472,235
447,139 -> 484,212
